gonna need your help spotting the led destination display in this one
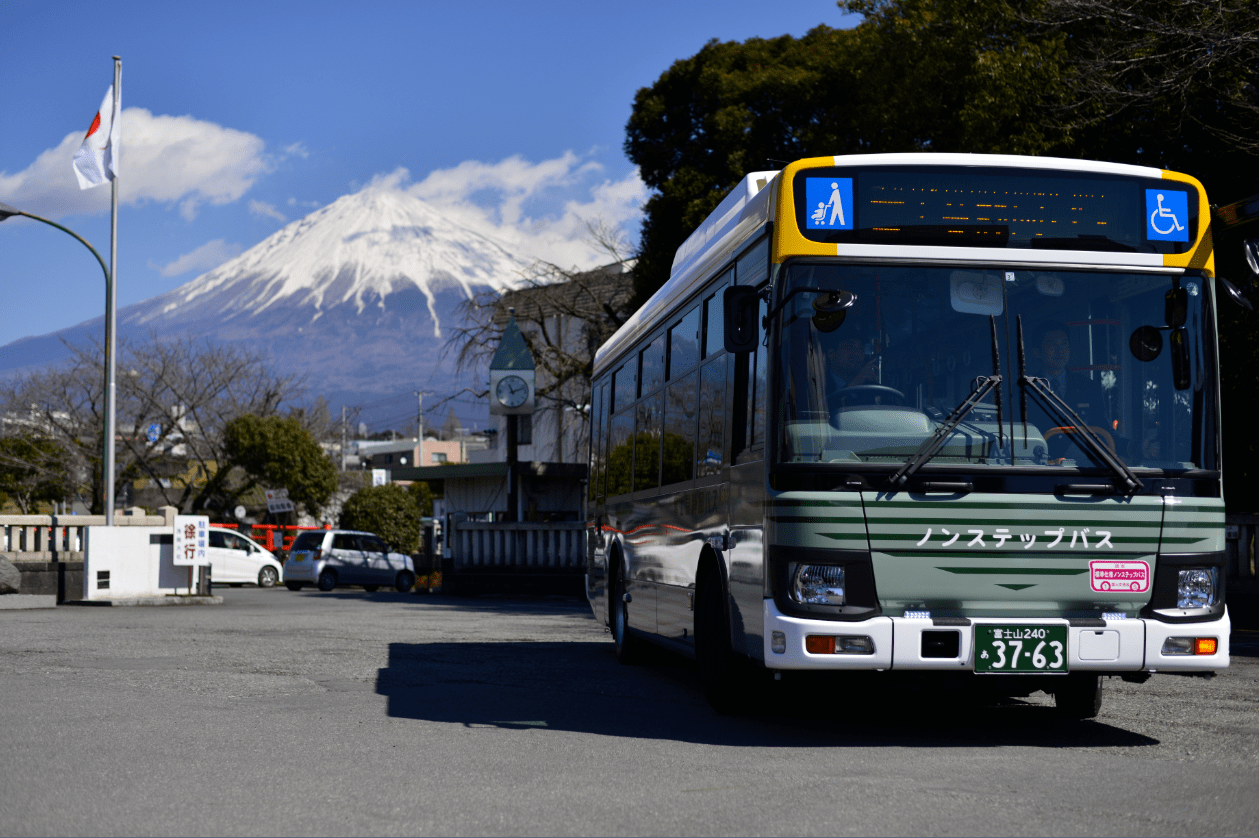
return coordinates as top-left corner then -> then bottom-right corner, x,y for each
793,166 -> 1197,254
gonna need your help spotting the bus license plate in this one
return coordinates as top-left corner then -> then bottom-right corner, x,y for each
974,625 -> 1068,674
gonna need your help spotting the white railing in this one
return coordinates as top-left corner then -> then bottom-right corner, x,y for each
1,507 -> 177,561
450,520 -> 585,571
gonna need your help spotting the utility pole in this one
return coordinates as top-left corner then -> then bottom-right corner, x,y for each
340,405 -> 347,471
415,390 -> 424,467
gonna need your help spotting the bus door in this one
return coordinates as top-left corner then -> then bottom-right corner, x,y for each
727,292 -> 769,659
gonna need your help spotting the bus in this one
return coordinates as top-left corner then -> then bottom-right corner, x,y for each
585,153 -> 1235,717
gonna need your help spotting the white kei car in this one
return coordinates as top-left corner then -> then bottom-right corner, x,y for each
207,527 -> 284,588
282,529 -> 416,593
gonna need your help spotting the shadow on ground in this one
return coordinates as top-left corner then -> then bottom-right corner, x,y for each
291,589 -> 590,617
375,638 -> 1158,749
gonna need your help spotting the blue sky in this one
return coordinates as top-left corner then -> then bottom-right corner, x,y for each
1,0 -> 856,352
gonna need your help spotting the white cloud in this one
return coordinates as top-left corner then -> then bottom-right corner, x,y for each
249,199 -> 287,223
0,108 -> 268,220
402,152 -> 648,270
283,141 -> 310,159
148,238 -> 243,278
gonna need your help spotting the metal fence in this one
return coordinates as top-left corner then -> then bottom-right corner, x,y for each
448,519 -> 585,571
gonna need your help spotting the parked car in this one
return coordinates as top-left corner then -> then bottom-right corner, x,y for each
207,527 -> 284,588
282,529 -> 415,593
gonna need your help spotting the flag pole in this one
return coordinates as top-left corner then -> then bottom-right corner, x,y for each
103,55 -> 120,525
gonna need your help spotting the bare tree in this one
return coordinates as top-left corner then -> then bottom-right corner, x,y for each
448,222 -> 636,461
0,335 -> 306,514
1023,0 -> 1259,152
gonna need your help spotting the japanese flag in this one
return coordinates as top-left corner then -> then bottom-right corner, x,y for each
72,81 -> 120,190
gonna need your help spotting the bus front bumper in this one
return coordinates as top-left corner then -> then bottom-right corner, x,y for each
762,599 -> 1230,673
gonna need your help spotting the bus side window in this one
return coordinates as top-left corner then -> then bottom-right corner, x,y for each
736,236 -> 768,286
703,270 -> 732,358
733,293 -> 768,460
607,408 -> 634,497
698,357 -> 726,477
589,381 -> 606,503
668,307 -> 700,379
750,294 -> 768,446
663,370 -> 697,484
613,363 -> 635,413
641,335 -> 665,396
634,392 -> 663,492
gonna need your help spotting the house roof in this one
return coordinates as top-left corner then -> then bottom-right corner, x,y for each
389,461 -> 586,482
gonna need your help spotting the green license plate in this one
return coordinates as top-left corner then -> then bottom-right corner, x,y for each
974,625 -> 1068,674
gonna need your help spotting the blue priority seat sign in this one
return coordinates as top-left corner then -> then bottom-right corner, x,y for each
1146,189 -> 1189,242
806,177 -> 853,230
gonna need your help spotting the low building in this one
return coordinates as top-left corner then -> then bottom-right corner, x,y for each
358,436 -> 463,470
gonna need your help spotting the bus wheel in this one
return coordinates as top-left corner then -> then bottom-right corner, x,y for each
695,564 -> 745,714
611,556 -> 642,665
1053,673 -> 1102,719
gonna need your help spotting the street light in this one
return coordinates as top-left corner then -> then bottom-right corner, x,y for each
0,202 -> 118,523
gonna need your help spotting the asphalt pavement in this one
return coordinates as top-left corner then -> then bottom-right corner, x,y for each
1,586 -> 1256,836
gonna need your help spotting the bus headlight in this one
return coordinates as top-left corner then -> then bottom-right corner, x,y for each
1177,568 -> 1219,608
789,564 -> 845,606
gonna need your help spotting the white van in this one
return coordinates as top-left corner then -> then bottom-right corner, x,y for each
207,527 -> 284,588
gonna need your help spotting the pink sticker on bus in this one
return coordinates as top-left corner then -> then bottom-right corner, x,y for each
1089,560 -> 1150,593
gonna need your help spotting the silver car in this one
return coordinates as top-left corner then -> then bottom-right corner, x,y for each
282,529 -> 415,593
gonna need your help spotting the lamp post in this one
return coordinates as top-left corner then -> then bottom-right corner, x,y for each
0,202 -> 117,523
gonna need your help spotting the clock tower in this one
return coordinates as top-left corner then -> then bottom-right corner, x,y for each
488,310 -> 536,523
488,312 -> 536,416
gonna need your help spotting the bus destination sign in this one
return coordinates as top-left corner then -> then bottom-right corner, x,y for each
794,165 -> 1197,255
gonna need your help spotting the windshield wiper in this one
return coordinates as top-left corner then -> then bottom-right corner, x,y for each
890,316 -> 1004,488
1015,316 -> 1143,493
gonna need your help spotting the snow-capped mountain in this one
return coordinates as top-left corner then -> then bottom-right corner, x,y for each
0,185 -> 527,413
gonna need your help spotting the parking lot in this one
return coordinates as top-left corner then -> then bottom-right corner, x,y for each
1,586 -> 1257,836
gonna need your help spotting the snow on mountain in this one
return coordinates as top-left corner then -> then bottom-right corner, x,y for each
0,183 -> 529,413
126,186 -> 524,336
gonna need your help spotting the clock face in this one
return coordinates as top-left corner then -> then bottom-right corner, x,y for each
496,375 -> 529,408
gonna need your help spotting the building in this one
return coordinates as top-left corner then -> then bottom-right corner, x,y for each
359,436 -> 462,469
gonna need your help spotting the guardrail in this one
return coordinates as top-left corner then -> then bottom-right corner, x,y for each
449,519 -> 585,571
2,507 -> 177,561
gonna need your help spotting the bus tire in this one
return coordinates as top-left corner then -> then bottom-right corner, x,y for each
695,563 -> 744,714
1053,673 -> 1102,719
610,553 -> 642,665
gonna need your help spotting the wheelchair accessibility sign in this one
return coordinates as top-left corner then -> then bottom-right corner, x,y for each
806,177 -> 853,230
1146,189 -> 1189,242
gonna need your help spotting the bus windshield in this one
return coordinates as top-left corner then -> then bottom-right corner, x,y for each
774,263 -> 1216,474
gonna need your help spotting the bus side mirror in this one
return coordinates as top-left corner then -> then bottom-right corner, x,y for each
1245,239 -> 1259,276
723,286 -> 760,353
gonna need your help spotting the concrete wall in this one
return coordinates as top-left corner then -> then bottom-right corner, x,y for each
2,508 -> 177,602
82,525 -> 208,600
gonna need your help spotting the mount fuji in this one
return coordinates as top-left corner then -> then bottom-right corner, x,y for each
0,185 -> 528,420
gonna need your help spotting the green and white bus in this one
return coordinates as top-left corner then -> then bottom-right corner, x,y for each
585,153 -> 1233,717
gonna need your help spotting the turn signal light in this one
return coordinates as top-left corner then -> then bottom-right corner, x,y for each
806,635 -> 835,654
1161,636 -> 1219,656
805,635 -> 875,655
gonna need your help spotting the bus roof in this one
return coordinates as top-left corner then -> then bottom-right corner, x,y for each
594,153 -> 1177,373
594,170 -> 778,372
